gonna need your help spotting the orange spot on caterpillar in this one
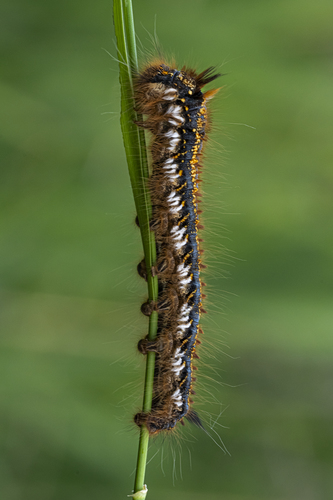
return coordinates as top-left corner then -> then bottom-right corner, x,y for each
204,87 -> 221,100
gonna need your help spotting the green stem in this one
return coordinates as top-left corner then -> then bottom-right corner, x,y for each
113,0 -> 158,497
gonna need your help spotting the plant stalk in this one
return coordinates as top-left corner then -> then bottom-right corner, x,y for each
113,0 -> 158,497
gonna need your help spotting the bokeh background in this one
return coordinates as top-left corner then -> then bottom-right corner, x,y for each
1,0 -> 333,499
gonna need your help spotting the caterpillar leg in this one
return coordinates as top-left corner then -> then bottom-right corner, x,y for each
137,259 -> 157,281
140,300 -> 157,316
137,337 -> 160,354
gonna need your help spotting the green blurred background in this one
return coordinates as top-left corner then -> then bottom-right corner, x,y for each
1,0 -> 333,498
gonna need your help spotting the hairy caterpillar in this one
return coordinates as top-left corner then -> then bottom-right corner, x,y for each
134,62 -> 220,435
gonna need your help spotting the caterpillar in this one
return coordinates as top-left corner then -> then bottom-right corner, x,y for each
134,62 -> 220,435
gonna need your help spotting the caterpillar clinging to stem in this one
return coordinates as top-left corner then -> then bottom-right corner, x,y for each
113,1 -> 221,497
134,62 -> 220,434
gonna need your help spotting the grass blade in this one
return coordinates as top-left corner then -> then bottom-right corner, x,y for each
113,0 -> 158,496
